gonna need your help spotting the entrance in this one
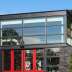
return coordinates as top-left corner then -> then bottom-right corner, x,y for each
3,48 -> 44,72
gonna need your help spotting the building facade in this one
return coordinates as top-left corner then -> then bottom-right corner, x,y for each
0,10 -> 72,72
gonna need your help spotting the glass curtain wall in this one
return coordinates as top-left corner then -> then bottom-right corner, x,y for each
0,16 -> 64,46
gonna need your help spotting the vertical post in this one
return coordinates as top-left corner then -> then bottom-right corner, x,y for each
33,48 -> 36,71
11,48 -> 14,72
0,22 -> 2,46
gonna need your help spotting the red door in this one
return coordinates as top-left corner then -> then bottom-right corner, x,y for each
3,48 -> 44,72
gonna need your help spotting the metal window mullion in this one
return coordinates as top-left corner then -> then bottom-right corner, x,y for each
0,21 -> 2,46
45,17 -> 47,44
21,19 -> 24,46
22,19 -> 23,38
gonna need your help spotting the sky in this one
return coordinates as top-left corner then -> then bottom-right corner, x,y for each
0,0 -> 72,14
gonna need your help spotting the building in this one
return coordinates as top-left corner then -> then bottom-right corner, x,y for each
0,10 -> 72,72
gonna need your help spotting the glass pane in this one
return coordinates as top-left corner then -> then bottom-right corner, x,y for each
23,22 -> 45,27
46,49 -> 56,56
23,27 -> 45,35
3,23 -> 22,28
1,20 -> 22,46
1,20 -> 22,26
47,19 -> 64,43
47,35 -> 64,43
47,25 -> 64,35
47,21 -> 62,26
51,57 -> 59,65
2,29 -> 22,46
0,29 -> 1,46
47,17 -> 64,26
23,35 -> 46,44
23,18 -> 46,44
46,67 -> 59,72
36,49 -> 44,70
14,49 -> 21,70
46,48 -> 60,72
25,50 -> 33,70
2,26 -> 22,37
4,49 -> 11,70
0,23 -> 1,38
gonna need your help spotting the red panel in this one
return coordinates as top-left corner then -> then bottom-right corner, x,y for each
11,48 -> 14,72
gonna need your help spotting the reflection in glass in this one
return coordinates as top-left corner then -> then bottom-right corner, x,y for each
2,28 -> 22,45
1,20 -> 22,40
1,20 -> 22,46
47,25 -> 64,35
47,20 -> 64,43
23,18 -> 45,44
47,35 -> 64,43
23,36 -> 46,44
23,27 -> 45,35
0,17 -> 65,45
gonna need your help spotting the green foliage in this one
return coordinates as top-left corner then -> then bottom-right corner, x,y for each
69,54 -> 72,72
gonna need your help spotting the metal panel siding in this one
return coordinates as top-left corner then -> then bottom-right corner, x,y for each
0,10 -> 66,20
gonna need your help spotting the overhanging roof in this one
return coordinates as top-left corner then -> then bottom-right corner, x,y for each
0,10 -> 67,20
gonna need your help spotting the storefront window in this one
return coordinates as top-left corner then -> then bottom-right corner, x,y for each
46,48 -> 60,72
